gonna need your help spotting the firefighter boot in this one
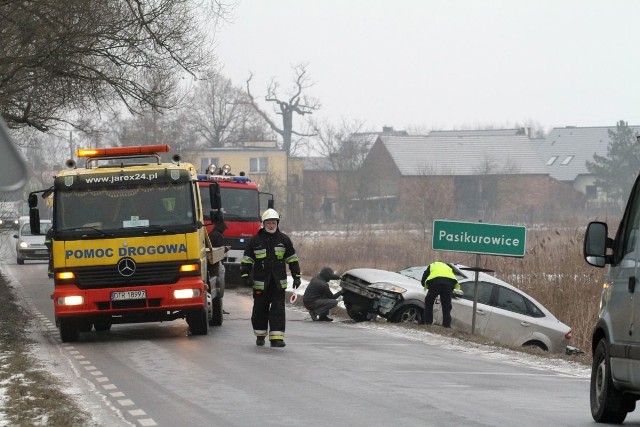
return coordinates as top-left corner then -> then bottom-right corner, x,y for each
270,339 -> 286,348
256,336 -> 265,346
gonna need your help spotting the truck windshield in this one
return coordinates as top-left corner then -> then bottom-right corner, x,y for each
55,182 -> 195,236
202,187 -> 259,222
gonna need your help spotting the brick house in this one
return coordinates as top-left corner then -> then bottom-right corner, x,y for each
359,134 -> 584,223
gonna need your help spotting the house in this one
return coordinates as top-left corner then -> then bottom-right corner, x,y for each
539,125 -> 640,200
357,134 -> 584,223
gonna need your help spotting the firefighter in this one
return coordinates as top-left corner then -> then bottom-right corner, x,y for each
241,209 -> 301,347
422,261 -> 460,328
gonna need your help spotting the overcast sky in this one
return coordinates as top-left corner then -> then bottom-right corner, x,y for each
215,0 -> 640,134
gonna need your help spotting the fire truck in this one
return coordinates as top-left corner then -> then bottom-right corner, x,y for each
198,164 -> 273,286
28,145 -> 225,342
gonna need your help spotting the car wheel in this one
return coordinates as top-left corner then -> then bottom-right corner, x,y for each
59,319 -> 79,343
522,340 -> 548,352
591,339 -> 628,423
392,305 -> 423,324
187,308 -> 209,335
16,258 -> 24,265
346,305 -> 369,322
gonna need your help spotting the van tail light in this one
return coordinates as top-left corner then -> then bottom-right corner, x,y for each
565,330 -> 572,340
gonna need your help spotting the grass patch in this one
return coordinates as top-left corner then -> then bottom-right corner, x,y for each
0,273 -> 95,427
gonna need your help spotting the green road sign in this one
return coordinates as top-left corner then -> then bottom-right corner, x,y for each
432,220 -> 526,257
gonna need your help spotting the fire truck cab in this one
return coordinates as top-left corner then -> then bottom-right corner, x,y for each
198,164 -> 273,286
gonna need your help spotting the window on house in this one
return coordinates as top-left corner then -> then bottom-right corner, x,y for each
250,157 -> 268,173
200,157 -> 220,173
546,156 -> 558,166
561,155 -> 574,165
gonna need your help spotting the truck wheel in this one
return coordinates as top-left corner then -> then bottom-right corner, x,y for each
94,321 -> 112,332
591,339 -> 628,423
77,320 -> 93,332
187,308 -> 209,336
209,296 -> 223,326
59,319 -> 79,343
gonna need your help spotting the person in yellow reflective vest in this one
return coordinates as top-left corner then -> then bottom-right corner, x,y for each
421,261 -> 460,328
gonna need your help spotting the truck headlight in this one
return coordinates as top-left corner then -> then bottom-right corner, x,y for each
174,288 -> 201,299
57,296 -> 84,306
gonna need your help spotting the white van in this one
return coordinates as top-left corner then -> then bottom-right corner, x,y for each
584,175 -> 640,423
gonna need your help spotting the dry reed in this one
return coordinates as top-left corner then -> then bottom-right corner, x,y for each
292,225 -> 604,355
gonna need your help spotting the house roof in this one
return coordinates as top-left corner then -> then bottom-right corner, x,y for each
541,125 -> 640,182
428,128 -> 527,137
379,135 -> 547,176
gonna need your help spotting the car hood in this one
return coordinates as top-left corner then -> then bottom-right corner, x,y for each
342,268 -> 423,291
19,235 -> 45,244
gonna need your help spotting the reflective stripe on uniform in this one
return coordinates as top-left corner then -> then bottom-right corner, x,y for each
241,256 -> 254,265
285,253 -> 299,263
255,248 -> 267,259
254,330 -> 267,337
279,280 -> 288,289
253,280 -> 265,290
269,331 -> 284,340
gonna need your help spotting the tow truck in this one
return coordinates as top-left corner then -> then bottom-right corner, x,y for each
28,145 -> 225,342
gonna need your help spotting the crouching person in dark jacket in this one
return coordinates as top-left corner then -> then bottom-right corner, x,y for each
303,267 -> 343,322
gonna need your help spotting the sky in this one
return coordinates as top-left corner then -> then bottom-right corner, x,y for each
214,0 -> 640,134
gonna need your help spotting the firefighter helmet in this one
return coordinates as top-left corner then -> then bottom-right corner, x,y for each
261,208 -> 280,222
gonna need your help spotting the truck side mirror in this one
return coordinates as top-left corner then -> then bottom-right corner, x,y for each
28,193 -> 38,208
209,182 -> 221,210
29,208 -> 40,235
584,221 -> 608,267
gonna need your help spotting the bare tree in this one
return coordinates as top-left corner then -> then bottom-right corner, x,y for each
192,68 -> 268,147
310,119 -> 371,227
245,64 -> 320,156
0,0 -> 232,131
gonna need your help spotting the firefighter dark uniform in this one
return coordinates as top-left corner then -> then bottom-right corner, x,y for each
241,209 -> 301,347
422,261 -> 460,328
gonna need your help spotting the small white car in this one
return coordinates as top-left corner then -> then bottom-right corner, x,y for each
13,217 -> 51,265
339,263 -> 572,354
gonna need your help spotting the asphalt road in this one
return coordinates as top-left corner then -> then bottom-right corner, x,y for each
3,239 -> 640,426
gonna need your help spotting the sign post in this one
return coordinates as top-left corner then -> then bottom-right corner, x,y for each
432,220 -> 526,334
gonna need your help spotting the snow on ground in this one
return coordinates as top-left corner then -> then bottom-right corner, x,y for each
287,277 -> 590,379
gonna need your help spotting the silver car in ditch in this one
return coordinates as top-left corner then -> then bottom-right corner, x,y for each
339,263 -> 572,353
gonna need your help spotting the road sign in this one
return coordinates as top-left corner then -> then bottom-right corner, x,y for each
432,220 -> 526,257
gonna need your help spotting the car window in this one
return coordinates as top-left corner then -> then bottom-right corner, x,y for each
459,281 -> 493,305
20,223 -> 31,236
495,286 -> 527,315
524,298 -> 545,318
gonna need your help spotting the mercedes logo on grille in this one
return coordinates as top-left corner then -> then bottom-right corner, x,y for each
117,257 -> 136,277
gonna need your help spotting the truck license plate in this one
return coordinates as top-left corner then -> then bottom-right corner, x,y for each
111,290 -> 146,301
